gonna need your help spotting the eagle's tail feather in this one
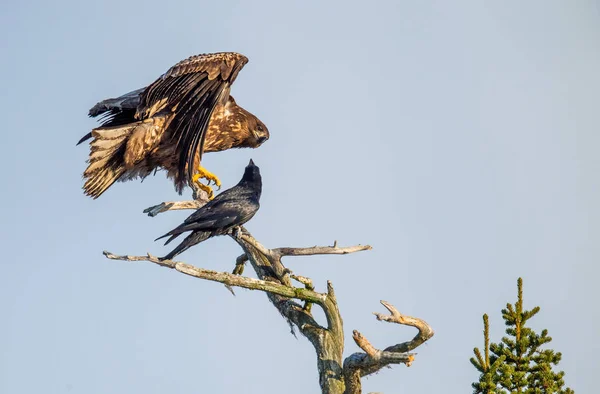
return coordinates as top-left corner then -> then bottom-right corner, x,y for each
82,125 -> 133,198
83,165 -> 126,199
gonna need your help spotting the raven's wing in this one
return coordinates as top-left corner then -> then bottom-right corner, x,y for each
137,53 -> 248,192
181,186 -> 245,223
155,200 -> 253,244
182,199 -> 254,229
159,213 -> 240,245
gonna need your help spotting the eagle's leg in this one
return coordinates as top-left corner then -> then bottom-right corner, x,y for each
192,166 -> 222,199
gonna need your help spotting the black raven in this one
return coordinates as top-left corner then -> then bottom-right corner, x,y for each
156,159 -> 262,260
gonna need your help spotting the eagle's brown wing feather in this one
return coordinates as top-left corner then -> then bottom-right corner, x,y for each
79,52 -> 255,198
137,53 -> 248,192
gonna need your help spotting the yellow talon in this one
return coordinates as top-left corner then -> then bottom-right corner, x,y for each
193,180 -> 214,199
192,166 -> 222,199
192,166 -> 222,188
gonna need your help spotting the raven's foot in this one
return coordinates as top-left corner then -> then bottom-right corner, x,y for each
192,166 -> 221,200
231,226 -> 243,240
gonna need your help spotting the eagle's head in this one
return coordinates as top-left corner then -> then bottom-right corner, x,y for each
250,117 -> 270,147
224,96 -> 269,148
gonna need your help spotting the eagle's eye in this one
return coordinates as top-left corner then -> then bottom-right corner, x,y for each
257,125 -> 264,132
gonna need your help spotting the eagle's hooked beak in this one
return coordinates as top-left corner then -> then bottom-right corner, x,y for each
253,131 -> 268,145
256,136 -> 268,145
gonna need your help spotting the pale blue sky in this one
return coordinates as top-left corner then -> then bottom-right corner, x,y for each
1,1 -> 599,393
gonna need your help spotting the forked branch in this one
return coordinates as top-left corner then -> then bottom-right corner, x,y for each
374,300 -> 434,353
342,301 -> 434,392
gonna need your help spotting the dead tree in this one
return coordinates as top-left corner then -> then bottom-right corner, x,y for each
104,195 -> 434,394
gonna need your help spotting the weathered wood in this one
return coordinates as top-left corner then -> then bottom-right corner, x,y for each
106,198 -> 433,394
103,250 -> 326,303
342,301 -> 435,393
143,198 -> 207,217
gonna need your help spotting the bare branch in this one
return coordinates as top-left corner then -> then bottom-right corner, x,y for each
324,281 -> 343,337
291,274 -> 315,312
351,330 -> 414,365
233,254 -> 248,275
224,254 -> 249,295
291,274 -> 315,290
238,232 -> 274,258
343,301 -> 434,393
273,242 -> 372,258
143,199 -> 207,217
352,330 -> 379,359
103,251 -> 326,303
103,251 -> 175,266
375,300 -> 435,354
142,186 -> 210,217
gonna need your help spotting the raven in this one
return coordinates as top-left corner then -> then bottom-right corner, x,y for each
156,159 -> 262,260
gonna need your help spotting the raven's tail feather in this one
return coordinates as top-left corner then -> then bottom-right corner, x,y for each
155,229 -> 184,245
155,222 -> 204,244
155,232 -> 173,243
161,231 -> 211,261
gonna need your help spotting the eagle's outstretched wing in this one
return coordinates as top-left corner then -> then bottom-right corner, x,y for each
137,53 -> 248,191
78,52 -> 259,199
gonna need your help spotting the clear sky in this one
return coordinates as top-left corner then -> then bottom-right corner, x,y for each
1,1 -> 598,393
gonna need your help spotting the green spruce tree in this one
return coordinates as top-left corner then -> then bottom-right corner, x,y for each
470,278 -> 573,394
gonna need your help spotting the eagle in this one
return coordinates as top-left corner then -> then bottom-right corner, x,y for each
77,52 -> 269,199
156,159 -> 262,260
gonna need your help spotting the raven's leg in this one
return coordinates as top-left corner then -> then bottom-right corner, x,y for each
231,226 -> 243,240
192,166 -> 222,199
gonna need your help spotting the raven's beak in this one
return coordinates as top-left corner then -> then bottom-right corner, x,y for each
248,159 -> 255,166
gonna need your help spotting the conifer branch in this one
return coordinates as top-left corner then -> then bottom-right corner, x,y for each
484,314 -> 490,368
